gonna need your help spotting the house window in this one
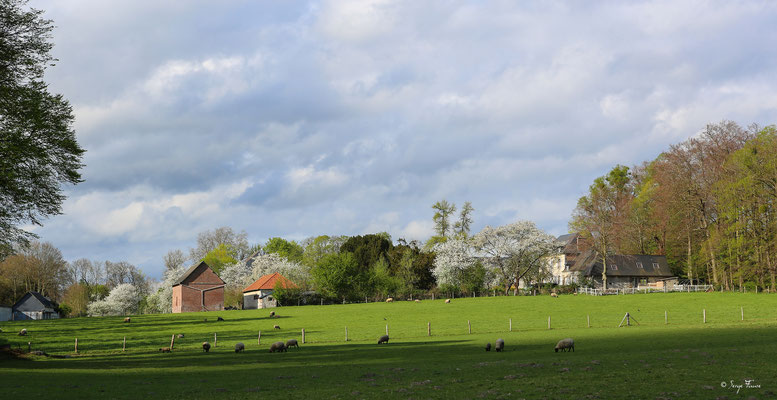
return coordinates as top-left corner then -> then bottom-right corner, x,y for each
652,263 -> 660,269
609,264 -> 618,271
636,262 -> 643,269
268,297 -> 273,302
254,295 -> 259,300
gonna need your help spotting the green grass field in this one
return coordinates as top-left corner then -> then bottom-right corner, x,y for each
1,293 -> 776,399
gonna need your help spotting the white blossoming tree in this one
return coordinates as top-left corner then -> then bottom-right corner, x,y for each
144,264 -> 186,313
87,283 -> 141,316
432,238 -> 476,287
473,221 -> 559,294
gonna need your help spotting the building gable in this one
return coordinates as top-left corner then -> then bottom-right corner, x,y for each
13,291 -> 56,312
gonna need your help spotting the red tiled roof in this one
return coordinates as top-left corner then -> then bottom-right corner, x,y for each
243,272 -> 297,292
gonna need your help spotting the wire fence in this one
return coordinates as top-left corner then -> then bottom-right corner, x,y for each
577,285 -> 714,296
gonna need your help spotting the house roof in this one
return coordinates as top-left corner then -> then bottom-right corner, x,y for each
572,252 -> 673,278
12,291 -> 57,311
556,233 -> 577,246
173,261 -> 225,286
243,272 -> 297,293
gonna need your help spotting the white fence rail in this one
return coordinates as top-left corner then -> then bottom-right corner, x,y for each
578,285 -> 713,296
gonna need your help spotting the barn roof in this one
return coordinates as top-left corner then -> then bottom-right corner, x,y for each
173,261 -> 225,286
12,291 -> 57,311
572,251 -> 673,277
243,272 -> 297,293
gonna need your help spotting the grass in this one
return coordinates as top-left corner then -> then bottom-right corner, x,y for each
1,292 -> 776,399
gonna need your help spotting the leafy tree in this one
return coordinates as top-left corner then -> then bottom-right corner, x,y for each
104,260 -> 148,295
432,200 -> 456,238
0,241 -> 68,301
0,0 -> 85,256
272,280 -> 303,306
189,226 -> 250,262
301,235 -> 347,267
387,240 -> 435,291
311,252 -> 360,301
339,234 -> 393,271
61,282 -> 90,317
202,243 -> 238,276
87,283 -> 141,316
454,201 -> 474,238
264,237 -> 304,263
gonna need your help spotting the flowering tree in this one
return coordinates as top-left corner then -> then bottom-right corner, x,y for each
87,283 -> 141,316
144,265 -> 186,313
432,238 -> 476,287
473,221 -> 559,294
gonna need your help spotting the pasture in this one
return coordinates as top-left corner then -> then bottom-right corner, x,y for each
1,293 -> 776,399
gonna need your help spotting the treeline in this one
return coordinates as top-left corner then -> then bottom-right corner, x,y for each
571,121 -> 777,291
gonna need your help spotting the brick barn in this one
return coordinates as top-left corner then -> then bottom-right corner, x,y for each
172,262 -> 225,313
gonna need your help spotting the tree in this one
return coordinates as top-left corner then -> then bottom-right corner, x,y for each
202,243 -> 239,275
311,252 -> 360,301
454,201 -> 474,238
144,263 -> 186,314
0,241 -> 68,301
339,234 -> 393,272
188,226 -> 250,262
61,282 -> 90,317
104,261 -> 148,294
431,238 -> 476,288
86,283 -> 141,316
264,237 -> 304,263
0,0 -> 85,256
432,200 -> 457,238
163,250 -> 186,272
301,235 -> 347,267
66,258 -> 104,287
473,221 -> 558,294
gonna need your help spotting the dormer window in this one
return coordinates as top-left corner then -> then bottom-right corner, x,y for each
652,262 -> 659,269
609,264 -> 618,271
636,262 -> 643,269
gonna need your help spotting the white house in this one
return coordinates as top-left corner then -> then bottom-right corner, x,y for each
242,272 -> 297,309
546,234 -> 584,285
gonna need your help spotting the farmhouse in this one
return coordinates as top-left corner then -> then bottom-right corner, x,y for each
172,261 -> 225,313
12,291 -> 60,320
243,272 -> 297,309
547,234 -> 585,285
572,251 -> 674,288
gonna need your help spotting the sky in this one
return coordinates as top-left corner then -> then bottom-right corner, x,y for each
26,0 -> 777,280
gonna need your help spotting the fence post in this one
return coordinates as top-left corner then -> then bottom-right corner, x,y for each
386,325 -> 389,336
170,334 -> 175,350
548,316 -> 551,330
345,326 -> 348,342
468,320 -> 471,334
123,336 -> 126,352
703,309 -> 706,323
214,333 -> 217,347
665,310 -> 668,324
75,338 -> 78,353
587,315 -> 590,328
428,322 -> 431,336
432,293 -> 434,301
741,307 -> 744,321
258,331 -> 261,345
302,328 -> 306,344
509,318 -> 512,332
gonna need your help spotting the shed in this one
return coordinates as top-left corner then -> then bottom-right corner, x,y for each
0,306 -> 12,322
172,261 -> 225,313
243,272 -> 297,309
572,251 -> 673,288
12,291 -> 60,320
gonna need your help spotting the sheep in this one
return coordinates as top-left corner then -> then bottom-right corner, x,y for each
235,342 -> 245,353
269,341 -> 287,353
495,338 -> 504,352
202,342 -> 211,352
554,338 -> 574,353
445,299 -> 451,304
158,347 -> 171,353
18,328 -> 27,336
274,325 -> 281,330
485,342 -> 491,352
123,317 -> 131,323
217,316 -> 224,321
177,333 -> 185,339
286,339 -> 299,349
269,311 -> 275,318
550,293 -> 558,298
377,334 -> 389,344
385,298 -> 393,303
414,299 -> 420,303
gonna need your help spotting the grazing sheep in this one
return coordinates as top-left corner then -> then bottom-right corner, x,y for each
159,347 -> 171,353
274,325 -> 281,330
445,299 -> 451,304
202,342 -> 211,352
385,298 -> 393,303
269,341 -> 287,353
124,317 -> 131,323
235,342 -> 245,353
550,293 -> 558,298
495,338 -> 504,352
378,334 -> 389,344
414,299 -> 420,303
286,339 -> 299,349
18,328 -> 27,336
217,316 -> 224,321
485,343 -> 491,352
554,338 -> 574,353
177,334 -> 185,339
269,311 -> 275,318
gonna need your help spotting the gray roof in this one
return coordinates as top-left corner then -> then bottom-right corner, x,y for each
13,291 -> 57,311
572,252 -> 673,277
556,233 -> 576,246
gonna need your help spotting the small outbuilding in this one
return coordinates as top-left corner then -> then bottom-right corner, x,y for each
12,291 -> 60,320
0,305 -> 13,321
243,272 -> 297,309
172,261 -> 225,313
